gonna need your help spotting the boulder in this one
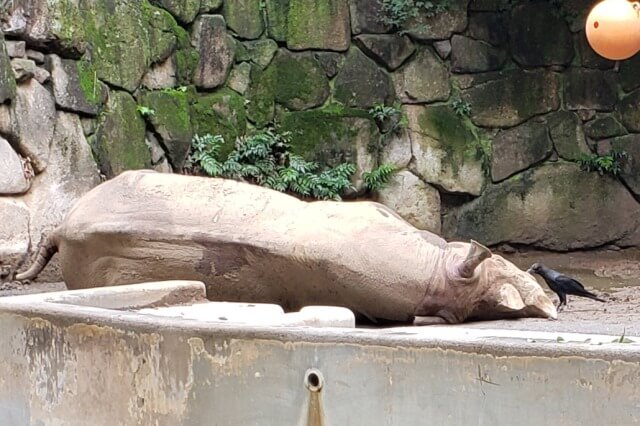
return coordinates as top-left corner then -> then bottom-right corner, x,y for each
619,53 -> 640,93
93,91 -> 152,178
377,170 -> 442,233
354,34 -> 415,71
619,89 -> 640,132
584,116 -> 627,140
191,15 -> 235,89
450,35 -> 507,73
392,48 -> 449,104
0,136 -> 30,194
48,55 -> 108,116
22,111 -> 101,281
509,2 -> 574,67
380,129 -> 412,169
0,33 -> 16,103
241,39 -> 278,69
433,40 -> 452,59
227,62 -> 252,95
597,134 -> 640,197
150,0 -> 200,24
26,50 -> 45,64
467,12 -> 507,46
287,0 -> 350,51
137,90 -> 193,170
265,0 -> 289,42
491,121 -> 553,182
11,58 -> 36,82
142,57 -> 178,90
564,68 -> 617,112
223,0 -> 264,39
200,0 -> 223,13
444,163 -> 640,250
279,109 -> 380,192
5,40 -> 26,58
0,198 -> 30,267
349,0 -> 392,34
462,70 -> 561,127
314,52 -> 344,78
406,105 -> 486,195
334,47 -> 394,108
403,0 -> 469,40
6,79 -> 56,172
547,111 -> 591,161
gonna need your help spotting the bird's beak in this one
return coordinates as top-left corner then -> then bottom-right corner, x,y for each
526,267 -> 534,274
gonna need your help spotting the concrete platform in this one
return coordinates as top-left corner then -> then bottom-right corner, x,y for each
0,281 -> 638,425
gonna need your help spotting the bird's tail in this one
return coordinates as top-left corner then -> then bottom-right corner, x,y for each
581,290 -> 606,303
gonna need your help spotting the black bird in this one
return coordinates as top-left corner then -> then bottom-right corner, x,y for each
527,263 -> 606,311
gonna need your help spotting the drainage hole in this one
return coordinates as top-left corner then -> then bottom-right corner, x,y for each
304,368 -> 324,392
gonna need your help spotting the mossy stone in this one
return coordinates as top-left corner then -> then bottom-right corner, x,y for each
93,91 -> 151,177
287,0 -> 350,51
600,134 -> 640,197
334,47 -> 394,109
584,116 -> 627,140
150,0 -> 200,24
138,89 -> 194,169
266,0 -> 290,41
547,111 -> 591,161
242,39 -> 278,69
564,68 -> 617,112
191,88 -> 247,158
619,89 -> 640,133
191,15 -> 235,89
0,32 -> 16,103
223,0 -> 265,39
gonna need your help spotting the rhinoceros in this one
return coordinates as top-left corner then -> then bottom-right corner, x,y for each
16,170 -> 556,324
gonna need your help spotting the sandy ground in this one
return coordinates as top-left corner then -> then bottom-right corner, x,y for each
1,248 -> 639,336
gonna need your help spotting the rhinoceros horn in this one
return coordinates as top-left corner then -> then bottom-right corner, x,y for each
458,240 -> 492,279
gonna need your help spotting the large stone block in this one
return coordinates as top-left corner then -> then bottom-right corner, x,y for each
450,35 -> 507,73
287,0 -> 350,51
564,68 -> 617,112
191,15 -> 235,89
334,47 -> 394,108
491,121 -> 552,182
48,55 -> 108,116
444,163 -> 640,250
223,0 -> 265,39
0,136 -> 30,194
355,34 -> 415,71
392,48 -> 449,104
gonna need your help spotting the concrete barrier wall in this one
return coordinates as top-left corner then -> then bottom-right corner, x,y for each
0,282 -> 639,425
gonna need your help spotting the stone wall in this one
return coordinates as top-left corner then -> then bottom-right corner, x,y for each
1,0 -> 639,280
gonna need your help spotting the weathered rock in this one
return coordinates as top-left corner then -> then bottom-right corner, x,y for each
200,0 -> 223,13
564,68 -> 617,112
138,90 -> 193,169
223,0 -> 264,39
191,89 -> 247,157
150,0 -> 200,24
462,70 -> 561,127
22,111 -> 101,280
403,0 -> 469,40
433,40 -> 452,59
173,28 -> 199,87
93,91 -> 151,178
547,111 -> 591,161
577,31 -> 615,70
584,116 -> 627,140
619,53 -> 640,93
5,40 -> 26,58
242,39 -> 278,69
287,0 -> 350,51
145,132 -> 173,172
265,0 -> 289,41
248,51 -> 329,124
227,62 -> 252,95
468,0 -> 505,11
450,35 -> 507,73
81,117 -> 97,137
467,12 -> 507,46
393,48 -> 449,104
26,49 -> 45,64
191,15 -> 235,89
334,47 -> 394,108
279,109 -> 380,192
378,170 -> 442,233
33,66 -> 50,84
509,2 -> 574,67
491,121 -> 552,182
355,34 -> 415,71
0,33 -> 16,103
6,79 -> 56,172
407,105 -> 486,195
49,55 -> 108,116
444,163 -> 640,250
0,136 -> 30,194
11,58 -> 36,82
142,56 -> 177,90
314,52 -> 344,78
380,129 -> 412,169
598,134 -> 640,197
0,198 -> 30,266
619,89 -> 640,132
349,0 -> 392,35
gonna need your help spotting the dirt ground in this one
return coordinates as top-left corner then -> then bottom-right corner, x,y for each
1,248 -> 639,336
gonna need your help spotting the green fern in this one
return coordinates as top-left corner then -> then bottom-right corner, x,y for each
577,150 -> 628,176
363,164 -> 397,191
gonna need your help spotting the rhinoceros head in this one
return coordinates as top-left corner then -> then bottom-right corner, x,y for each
414,240 -> 557,325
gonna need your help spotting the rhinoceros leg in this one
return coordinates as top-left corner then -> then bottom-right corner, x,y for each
413,316 -> 448,326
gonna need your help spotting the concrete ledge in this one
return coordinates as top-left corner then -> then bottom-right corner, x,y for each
0,281 -> 638,425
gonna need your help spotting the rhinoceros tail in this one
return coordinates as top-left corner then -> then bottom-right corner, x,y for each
15,231 -> 60,281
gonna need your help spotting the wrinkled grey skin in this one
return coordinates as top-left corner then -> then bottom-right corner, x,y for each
17,170 -> 557,325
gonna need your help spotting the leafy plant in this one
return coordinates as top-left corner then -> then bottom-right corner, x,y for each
452,98 -> 471,117
577,150 -> 628,176
161,86 -> 188,94
136,105 -> 155,117
363,164 -> 396,191
380,0 -> 450,27
369,102 -> 408,134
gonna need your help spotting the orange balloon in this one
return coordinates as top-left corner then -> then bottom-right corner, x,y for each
586,0 -> 640,60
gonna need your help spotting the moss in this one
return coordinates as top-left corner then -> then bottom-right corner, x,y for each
266,0 -> 290,41
76,60 -> 101,105
223,0 -> 265,39
191,88 -> 247,158
287,0 -> 332,47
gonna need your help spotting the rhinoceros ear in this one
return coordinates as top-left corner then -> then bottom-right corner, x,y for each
458,240 -> 492,279
495,283 -> 526,312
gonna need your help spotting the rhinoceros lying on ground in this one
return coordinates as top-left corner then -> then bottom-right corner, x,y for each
17,170 -> 556,324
